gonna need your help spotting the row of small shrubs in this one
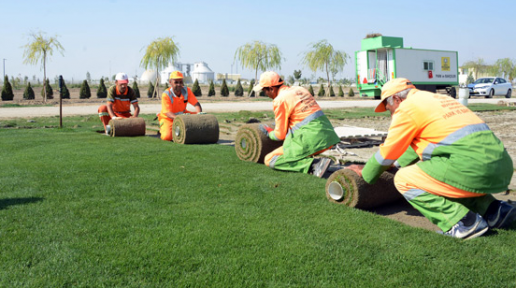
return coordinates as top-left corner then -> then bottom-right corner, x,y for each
2,75 -> 356,101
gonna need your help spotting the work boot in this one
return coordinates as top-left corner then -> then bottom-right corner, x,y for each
310,158 -> 332,178
105,125 -> 111,136
438,212 -> 489,240
485,200 -> 516,229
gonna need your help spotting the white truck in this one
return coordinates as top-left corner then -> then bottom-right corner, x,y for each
355,36 -> 459,99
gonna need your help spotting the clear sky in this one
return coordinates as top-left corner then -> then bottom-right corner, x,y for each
1,0 -> 514,83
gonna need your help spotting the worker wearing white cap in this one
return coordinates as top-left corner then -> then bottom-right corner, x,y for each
348,78 -> 514,239
98,72 -> 140,134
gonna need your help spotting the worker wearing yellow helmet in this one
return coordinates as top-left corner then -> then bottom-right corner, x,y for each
158,71 -> 202,141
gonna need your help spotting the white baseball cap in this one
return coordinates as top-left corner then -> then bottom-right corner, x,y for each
115,72 -> 128,84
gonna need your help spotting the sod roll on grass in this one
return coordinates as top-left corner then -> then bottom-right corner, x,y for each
108,118 -> 146,137
325,168 -> 402,209
172,114 -> 219,144
235,123 -> 283,164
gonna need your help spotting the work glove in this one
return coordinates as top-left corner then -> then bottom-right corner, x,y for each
259,124 -> 274,136
111,116 -> 119,121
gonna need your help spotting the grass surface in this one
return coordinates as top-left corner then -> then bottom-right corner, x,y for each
1,106 -> 516,287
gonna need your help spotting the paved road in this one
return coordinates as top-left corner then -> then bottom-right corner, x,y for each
0,98 -> 515,119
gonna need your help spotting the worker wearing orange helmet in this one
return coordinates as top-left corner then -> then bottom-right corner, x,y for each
348,78 -> 514,239
98,72 -> 140,134
158,71 -> 202,141
253,71 -> 340,177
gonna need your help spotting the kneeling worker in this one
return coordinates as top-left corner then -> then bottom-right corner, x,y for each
348,78 -> 515,239
253,71 -> 340,177
158,71 -> 202,141
98,72 -> 140,134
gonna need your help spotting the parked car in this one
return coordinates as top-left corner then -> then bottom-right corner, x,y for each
467,77 -> 512,98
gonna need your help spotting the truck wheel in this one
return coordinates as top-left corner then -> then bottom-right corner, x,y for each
485,89 -> 494,98
506,89 -> 512,98
374,95 -> 380,100
449,87 -> 456,98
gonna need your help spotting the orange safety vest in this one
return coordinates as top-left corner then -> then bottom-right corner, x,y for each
159,87 -> 199,120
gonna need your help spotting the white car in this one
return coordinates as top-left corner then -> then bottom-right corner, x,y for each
467,77 -> 512,98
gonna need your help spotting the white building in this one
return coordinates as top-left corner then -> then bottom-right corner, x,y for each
140,70 -> 158,84
192,62 -> 215,84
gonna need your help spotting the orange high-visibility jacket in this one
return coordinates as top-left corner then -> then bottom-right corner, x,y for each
159,87 -> 199,120
270,86 -> 323,140
107,86 -> 138,114
362,89 -> 513,193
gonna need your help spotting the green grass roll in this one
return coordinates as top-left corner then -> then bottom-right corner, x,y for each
172,114 -> 219,144
234,123 -> 283,164
325,169 -> 402,209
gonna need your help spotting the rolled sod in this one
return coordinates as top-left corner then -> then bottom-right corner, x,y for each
172,114 -> 219,144
234,123 -> 283,164
325,169 -> 402,209
108,118 -> 146,137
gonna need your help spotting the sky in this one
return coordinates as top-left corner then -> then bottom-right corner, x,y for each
1,0 -> 514,84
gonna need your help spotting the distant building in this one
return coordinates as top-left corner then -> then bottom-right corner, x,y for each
140,70 -> 158,84
192,62 -> 215,84
215,73 -> 241,84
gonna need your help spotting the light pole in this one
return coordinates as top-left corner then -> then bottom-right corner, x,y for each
3,58 -> 6,80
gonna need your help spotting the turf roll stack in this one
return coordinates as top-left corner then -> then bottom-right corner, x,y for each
235,124 -> 283,164
108,118 -> 146,137
172,114 -> 219,144
325,169 -> 402,209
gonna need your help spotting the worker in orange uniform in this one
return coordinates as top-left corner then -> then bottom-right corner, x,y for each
158,71 -> 202,141
98,72 -> 140,134
253,71 -> 340,177
348,78 -> 514,239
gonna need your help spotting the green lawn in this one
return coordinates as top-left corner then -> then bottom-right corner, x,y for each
1,107 -> 515,287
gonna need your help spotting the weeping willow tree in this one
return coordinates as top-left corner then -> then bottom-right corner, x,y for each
301,40 -> 348,96
140,37 -> 180,99
22,31 -> 64,103
492,58 -> 516,82
234,41 -> 283,96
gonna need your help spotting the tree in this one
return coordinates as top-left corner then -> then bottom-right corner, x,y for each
22,31 -> 64,103
301,40 -> 349,96
248,79 -> 255,97
40,79 -> 54,99
234,41 -> 283,91
329,85 -> 335,97
234,79 -> 244,97
348,87 -> 355,97
466,73 -> 475,85
79,80 -> 91,99
293,70 -> 302,80
493,58 -> 516,81
317,84 -> 325,97
462,58 -> 487,80
287,75 -> 295,85
97,78 -> 107,98
1,75 -> 14,101
208,80 -> 215,97
140,37 -> 180,99
147,81 -> 156,98
308,85 -> 314,96
192,79 -> 202,97
60,80 -> 70,99
220,79 -> 229,97
23,82 -> 35,100
132,81 -> 141,98
338,85 -> 344,97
